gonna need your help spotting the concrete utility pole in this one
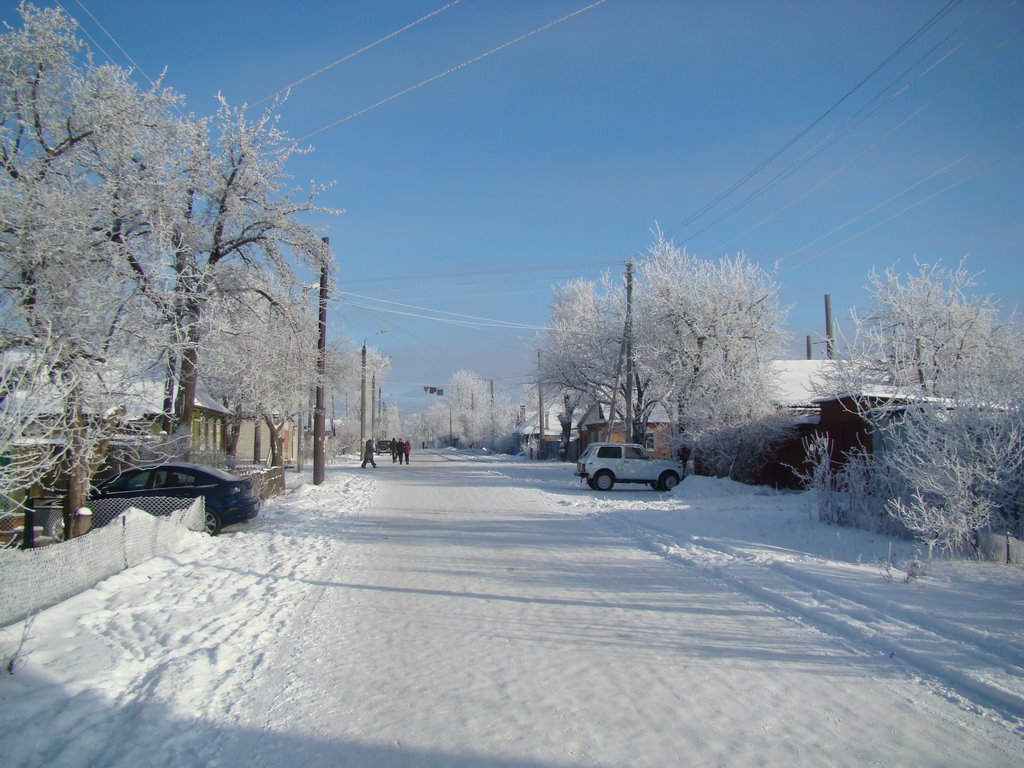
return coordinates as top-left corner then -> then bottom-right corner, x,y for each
371,374 -> 377,440
537,349 -> 545,460
824,293 -> 836,360
605,261 -> 633,443
623,261 -> 634,444
313,237 -> 330,486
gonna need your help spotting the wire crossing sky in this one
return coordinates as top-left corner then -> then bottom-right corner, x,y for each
18,0 -> 1024,415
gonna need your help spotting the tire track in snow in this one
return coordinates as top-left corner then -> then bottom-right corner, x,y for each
601,511 -> 1024,731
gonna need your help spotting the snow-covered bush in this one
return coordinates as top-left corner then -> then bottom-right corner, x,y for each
798,436 -> 897,533
694,411 -> 795,484
875,400 -> 1024,554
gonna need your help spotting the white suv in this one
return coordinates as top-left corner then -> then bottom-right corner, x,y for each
576,442 -> 683,491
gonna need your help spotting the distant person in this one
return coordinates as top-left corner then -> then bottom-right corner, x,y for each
397,439 -> 405,465
361,438 -> 377,468
390,437 -> 399,463
404,440 -> 412,464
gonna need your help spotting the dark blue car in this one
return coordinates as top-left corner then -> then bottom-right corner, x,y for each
90,462 -> 260,535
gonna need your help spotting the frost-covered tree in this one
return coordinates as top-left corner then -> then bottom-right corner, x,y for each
444,370 -> 489,447
540,272 -> 660,445
203,273 -> 322,467
831,260 -> 1019,399
0,5 -> 182,522
1,4 -> 339,521
827,260 -> 1024,551
633,233 -> 789,477
150,97 -> 337,436
540,278 -> 619,405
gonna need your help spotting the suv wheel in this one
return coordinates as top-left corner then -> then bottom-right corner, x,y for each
593,471 -> 615,491
659,472 -> 680,491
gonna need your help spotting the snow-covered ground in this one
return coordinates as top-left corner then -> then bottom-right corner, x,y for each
1,449 -> 1021,767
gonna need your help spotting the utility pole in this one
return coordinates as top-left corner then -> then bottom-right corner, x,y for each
623,261 -> 634,443
606,261 -> 633,442
537,349 -> 545,460
359,342 -> 367,455
313,237 -> 329,485
371,374 -> 377,440
824,293 -> 835,360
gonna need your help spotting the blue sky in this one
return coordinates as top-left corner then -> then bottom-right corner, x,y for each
10,1 -> 1023,416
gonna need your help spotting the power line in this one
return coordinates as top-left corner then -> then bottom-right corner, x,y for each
297,0 -> 610,142
64,0 -> 157,87
248,0 -> 463,110
769,19 -> 1024,267
783,141 -> 1024,271
708,0 -> 1019,253
341,292 -> 548,330
338,258 -> 619,287
662,0 -> 964,245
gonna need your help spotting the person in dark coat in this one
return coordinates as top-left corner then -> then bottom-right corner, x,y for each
361,438 -> 377,468
390,437 -> 399,463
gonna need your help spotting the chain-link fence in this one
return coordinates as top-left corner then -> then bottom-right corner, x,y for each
0,497 -> 204,628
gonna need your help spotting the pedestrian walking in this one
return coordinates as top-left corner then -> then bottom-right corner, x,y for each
403,440 -> 412,464
361,438 -> 377,468
390,437 -> 399,463
396,439 -> 405,465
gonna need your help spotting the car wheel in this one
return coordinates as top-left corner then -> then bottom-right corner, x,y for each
649,482 -> 659,490
586,478 -> 597,489
593,471 -> 615,491
659,472 -> 680,491
204,509 -> 222,536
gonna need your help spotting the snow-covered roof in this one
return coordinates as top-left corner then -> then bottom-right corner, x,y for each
1,350 -> 228,420
576,401 -> 672,428
518,402 -> 567,437
768,359 -> 835,407
120,378 -> 229,419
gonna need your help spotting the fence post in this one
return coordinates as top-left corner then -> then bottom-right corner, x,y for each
121,515 -> 128,569
21,497 -> 35,550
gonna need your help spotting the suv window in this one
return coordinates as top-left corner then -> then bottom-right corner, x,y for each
596,446 -> 621,459
623,446 -> 649,460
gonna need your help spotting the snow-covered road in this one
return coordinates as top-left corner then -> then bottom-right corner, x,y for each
2,450 -> 1022,767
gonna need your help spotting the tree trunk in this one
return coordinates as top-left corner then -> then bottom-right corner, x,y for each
264,415 -> 285,467
225,405 -> 242,460
174,342 -> 198,436
162,351 -> 177,435
253,418 -> 263,464
63,383 -> 89,539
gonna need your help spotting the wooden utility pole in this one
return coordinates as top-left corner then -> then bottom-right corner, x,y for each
359,342 -> 367,453
314,237 -> 330,485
